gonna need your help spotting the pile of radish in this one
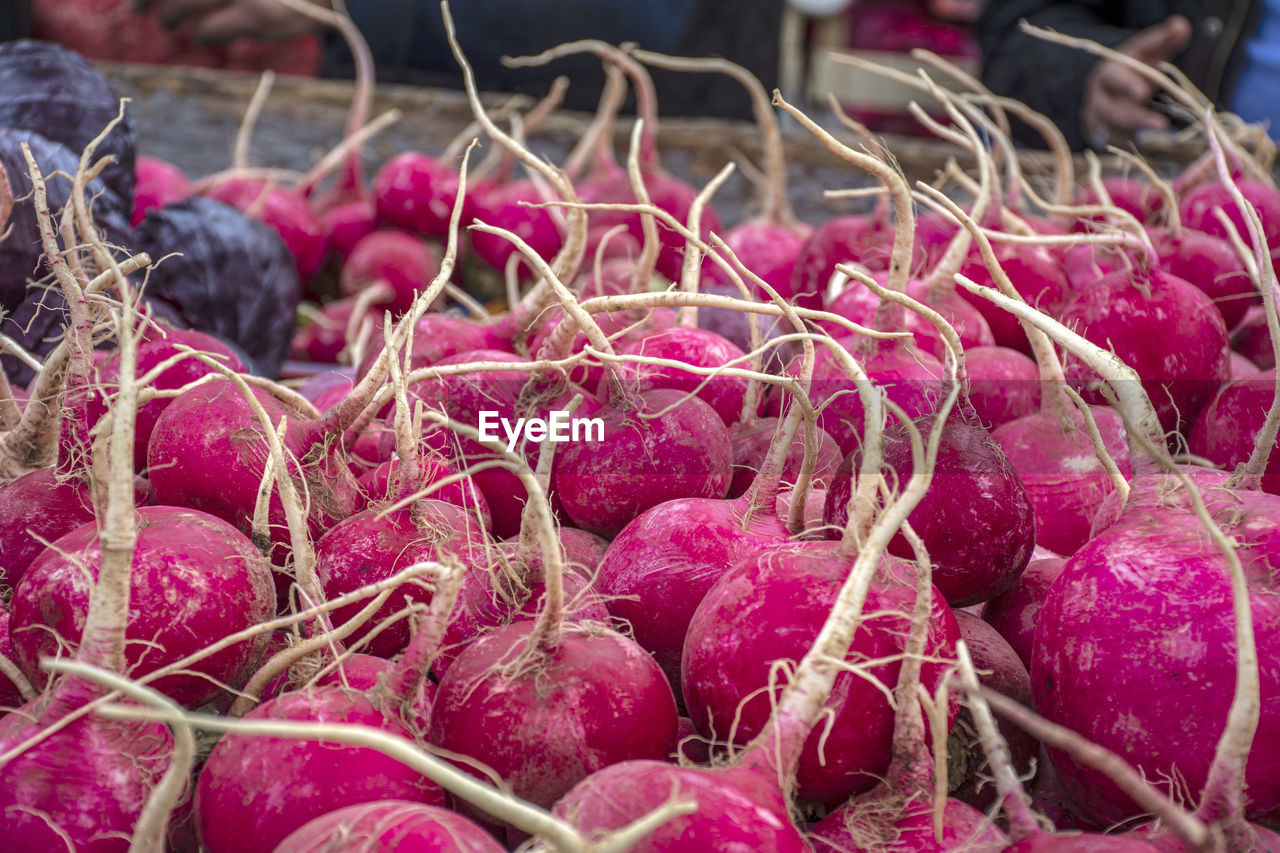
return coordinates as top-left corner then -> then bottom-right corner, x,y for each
3,4 -> 1280,851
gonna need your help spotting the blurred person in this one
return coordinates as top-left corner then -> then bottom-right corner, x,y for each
979,1 -> 1279,150
130,0 -> 785,119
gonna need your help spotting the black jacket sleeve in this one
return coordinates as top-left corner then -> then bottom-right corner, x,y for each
977,0 -> 1187,150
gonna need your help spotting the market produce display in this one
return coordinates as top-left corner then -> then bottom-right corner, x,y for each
2,3 -> 1280,851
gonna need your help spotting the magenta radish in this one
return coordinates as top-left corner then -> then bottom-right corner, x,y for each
791,212 -> 897,309
318,198 -> 378,260
592,427 -> 795,693
270,801 -> 505,853
956,241 -> 1072,354
87,324 -> 247,470
1074,175 -> 1164,225
948,610 -> 1038,811
979,556 -> 1067,670
1233,304 -> 1276,370
615,326 -> 749,426
810,796 -> 1006,853
953,642 -> 1195,852
553,387 -> 733,537
0,606 -> 26,709
293,298 -> 370,364
727,415 -> 842,498
1189,369 -> 1279,495
965,345 -> 1042,428
921,183 -> 1133,557
823,408 -> 1036,606
551,289 -> 963,846
1180,177 -> 1280,257
9,506 -> 275,706
315,499 -> 486,658
339,229 -> 441,315
131,154 -> 190,226
373,150 -> 468,239
146,378 -> 365,567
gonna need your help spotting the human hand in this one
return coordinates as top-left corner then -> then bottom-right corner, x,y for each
130,0 -> 324,44
1081,14 -> 1192,149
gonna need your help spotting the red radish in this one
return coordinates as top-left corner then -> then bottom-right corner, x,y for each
315,499 -> 486,658
824,407 -> 1036,605
339,229 -> 441,315
810,797 -> 1006,852
1230,351 -> 1261,378
356,453 -> 491,519
1233,304 -> 1276,370
1180,177 -> 1280,257
682,536 -> 962,806
194,543 -> 466,853
965,345 -> 1041,427
529,304 -> 678,393
0,606 -> 27,709
953,642 -> 1197,852
593,411 -> 799,694
87,325 -> 246,471
554,387 -> 733,537
616,326 -> 749,426
469,177 -> 565,277
131,154 -> 190,226
1074,175 -> 1163,225
792,212 -> 896,309
956,241 -> 1071,354
958,183 -> 1280,833
292,298 -> 369,364
979,556 -> 1067,670
373,150 -> 467,239
948,611 -> 1038,811
923,183 -> 1133,556
550,259 -> 963,845
1190,369 -> 1280,495
319,198 -> 378,261
270,801 -> 505,853
147,378 -> 365,566
9,506 -> 275,707
728,415 -> 842,497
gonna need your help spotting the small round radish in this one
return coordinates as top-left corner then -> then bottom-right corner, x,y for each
131,154 -> 190,226
1189,369 -> 1279,495
1179,177 -> 1280,257
965,345 -> 1042,428
824,407 -> 1036,606
194,689 -> 446,853
682,542 -> 960,804
271,801 -> 504,853
979,556 -> 1067,670
810,795 -> 1007,852
339,229 -> 441,315
319,198 -> 378,261
553,388 -> 733,537
616,326 -> 749,427
372,150 -> 466,239
727,416 -> 842,498
9,506 -> 276,707
957,242 -> 1072,354
469,178 -> 565,278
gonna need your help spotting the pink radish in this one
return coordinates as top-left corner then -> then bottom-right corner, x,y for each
9,506 -> 275,707
1190,369 -> 1279,496
979,556 -> 1067,670
271,801 -> 505,853
130,154 -> 190,226
203,177 -> 327,282
339,229 -> 441,315
727,415 -> 842,498
922,183 -> 1132,556
616,326 -> 749,426
194,494 -> 466,853
551,263 -> 964,845
965,345 -> 1041,428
